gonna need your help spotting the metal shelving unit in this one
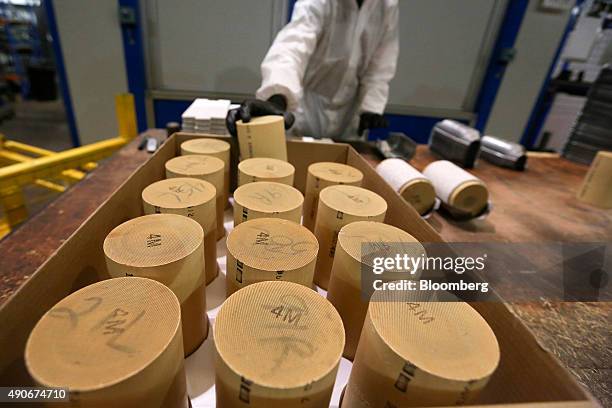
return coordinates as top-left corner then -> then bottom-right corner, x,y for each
563,67 -> 612,164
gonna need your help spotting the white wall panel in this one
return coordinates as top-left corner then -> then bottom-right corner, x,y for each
388,0 -> 505,113
144,0 -> 504,116
485,2 -> 571,142
54,0 -> 128,144
145,0 -> 286,95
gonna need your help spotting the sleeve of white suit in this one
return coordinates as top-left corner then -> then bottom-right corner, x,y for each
256,0 -> 326,112
358,2 -> 399,114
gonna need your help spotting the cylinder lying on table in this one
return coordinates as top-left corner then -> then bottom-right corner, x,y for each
103,214 -> 207,356
313,185 -> 387,289
180,138 -> 231,208
25,277 -> 189,408
376,158 -> 436,215
225,217 -> 318,296
422,160 -> 489,217
326,221 -> 426,360
165,154 -> 225,239
142,177 -> 218,284
342,290 -> 500,407
236,115 -> 287,160
233,181 -> 303,226
214,281 -> 345,408
303,162 -> 364,231
238,157 -> 295,186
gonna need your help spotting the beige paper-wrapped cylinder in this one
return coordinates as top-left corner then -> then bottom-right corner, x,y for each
342,291 -> 500,407
376,158 -> 436,215
180,138 -> 231,208
142,177 -> 218,284
577,151 -> 612,208
303,162 -> 363,231
236,115 -> 287,160
238,157 -> 295,186
313,185 -> 387,289
214,281 -> 345,408
423,160 -> 488,217
25,277 -> 189,408
165,154 -> 225,239
327,221 -> 426,360
103,214 -> 207,356
233,181 -> 303,226
225,217 -> 318,296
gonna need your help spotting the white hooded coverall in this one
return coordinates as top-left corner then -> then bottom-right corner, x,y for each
256,0 -> 399,139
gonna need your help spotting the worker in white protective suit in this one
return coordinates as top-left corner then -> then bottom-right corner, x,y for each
226,0 -> 399,140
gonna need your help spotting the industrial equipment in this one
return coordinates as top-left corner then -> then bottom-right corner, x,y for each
0,93 -> 137,238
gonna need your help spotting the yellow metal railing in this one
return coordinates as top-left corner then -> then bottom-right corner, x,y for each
0,93 -> 139,238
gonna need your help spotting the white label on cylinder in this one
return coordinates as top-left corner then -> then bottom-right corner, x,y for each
376,159 -> 425,193
422,160 -> 480,204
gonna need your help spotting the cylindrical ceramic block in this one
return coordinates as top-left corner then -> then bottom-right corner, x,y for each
25,277 -> 189,408
233,181 -> 303,226
422,160 -> 489,217
103,214 -> 207,356
577,151 -> 612,208
236,115 -> 287,161
326,221 -> 425,360
376,158 -> 436,215
165,154 -> 225,239
238,157 -> 295,187
214,281 -> 344,407
225,218 -> 318,296
142,177 -> 218,284
303,162 -> 363,231
342,291 -> 500,407
180,138 -> 231,209
313,185 -> 387,289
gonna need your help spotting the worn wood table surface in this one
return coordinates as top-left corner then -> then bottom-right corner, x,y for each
364,146 -> 611,406
0,132 -> 156,304
0,139 -> 610,405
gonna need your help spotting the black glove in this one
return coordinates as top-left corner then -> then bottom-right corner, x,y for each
226,95 -> 295,137
358,112 -> 389,136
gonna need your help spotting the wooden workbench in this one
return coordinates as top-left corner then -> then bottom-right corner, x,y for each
0,138 -> 610,405
366,147 -> 611,407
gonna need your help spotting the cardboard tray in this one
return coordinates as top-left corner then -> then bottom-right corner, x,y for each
0,133 -> 598,407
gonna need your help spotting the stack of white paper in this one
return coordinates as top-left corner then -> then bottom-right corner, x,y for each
209,99 -> 231,135
194,100 -> 214,134
181,99 -> 210,133
182,99 -> 239,135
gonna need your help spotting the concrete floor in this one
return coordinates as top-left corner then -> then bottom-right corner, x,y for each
0,99 -> 73,151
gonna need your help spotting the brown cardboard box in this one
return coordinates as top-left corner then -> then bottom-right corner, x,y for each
0,133 -> 598,407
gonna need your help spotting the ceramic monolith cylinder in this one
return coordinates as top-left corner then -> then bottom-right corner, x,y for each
225,218 -> 318,296
236,115 -> 287,160
25,277 -> 189,408
238,157 -> 295,187
303,162 -> 363,231
180,138 -> 231,208
577,150 -> 612,208
103,214 -> 207,356
142,177 -> 218,284
233,181 -> 303,226
342,291 -> 500,407
376,158 -> 436,215
214,281 -> 345,407
165,154 -> 225,239
422,160 -> 488,217
313,185 -> 387,289
326,221 -> 426,360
